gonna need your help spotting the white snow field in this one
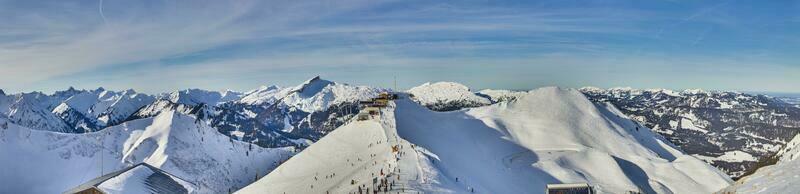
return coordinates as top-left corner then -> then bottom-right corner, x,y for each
407,82 -> 491,110
719,134 -> 800,193
0,111 -> 294,193
239,87 -> 732,194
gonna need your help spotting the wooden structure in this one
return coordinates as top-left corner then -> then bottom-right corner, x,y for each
546,183 -> 594,194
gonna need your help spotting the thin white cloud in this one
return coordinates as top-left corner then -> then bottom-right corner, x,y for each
1,1 -> 797,93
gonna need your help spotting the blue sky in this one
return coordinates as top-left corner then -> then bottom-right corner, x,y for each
1,0 -> 798,93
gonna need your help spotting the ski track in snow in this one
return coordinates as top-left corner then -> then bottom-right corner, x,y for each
239,88 -> 733,194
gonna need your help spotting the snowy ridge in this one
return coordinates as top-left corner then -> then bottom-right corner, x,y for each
0,111 -> 294,193
477,89 -> 529,103
167,89 -> 243,106
238,85 -> 286,105
580,86 -> 800,178
280,76 -> 382,113
407,82 -> 491,111
239,87 -> 732,194
778,134 -> 800,162
4,93 -> 71,132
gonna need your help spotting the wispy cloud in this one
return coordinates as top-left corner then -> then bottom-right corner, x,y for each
1,0 -> 798,93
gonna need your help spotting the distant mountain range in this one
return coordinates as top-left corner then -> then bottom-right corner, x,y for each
579,87 -> 800,178
1,78 -> 798,192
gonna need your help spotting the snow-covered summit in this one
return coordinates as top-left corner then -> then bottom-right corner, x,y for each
476,89 -> 529,103
50,88 -> 155,132
4,93 -> 71,132
167,89 -> 243,106
240,87 -> 732,194
407,82 -> 492,111
239,85 -> 286,105
279,76 -> 383,113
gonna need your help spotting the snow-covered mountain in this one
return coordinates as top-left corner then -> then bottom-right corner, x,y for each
0,87 -> 155,133
579,87 -> 800,178
165,89 -> 243,106
0,76 -> 384,151
0,111 -> 293,193
477,89 -> 529,103
407,82 -> 492,111
239,88 -> 732,194
1,92 -> 72,133
52,88 -> 156,133
7,79 -> 798,193
209,76 -> 385,148
718,133 -> 800,193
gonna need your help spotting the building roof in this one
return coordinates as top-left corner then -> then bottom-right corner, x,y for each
546,183 -> 591,189
64,163 -> 195,194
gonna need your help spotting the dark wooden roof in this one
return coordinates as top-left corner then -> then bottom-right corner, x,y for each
63,163 -> 193,194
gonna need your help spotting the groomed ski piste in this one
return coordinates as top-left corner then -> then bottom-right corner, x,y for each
238,87 -> 732,194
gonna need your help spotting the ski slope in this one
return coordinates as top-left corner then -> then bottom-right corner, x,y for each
239,87 -> 732,194
0,111 -> 293,193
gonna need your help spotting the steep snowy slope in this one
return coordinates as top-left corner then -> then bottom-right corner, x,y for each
0,111 -> 293,193
130,89 -> 239,120
240,87 -> 732,194
96,90 -> 156,126
52,89 -> 156,133
477,89 -> 529,103
238,85 -> 287,105
408,82 -> 492,111
581,87 -> 800,178
167,89 -> 242,106
237,119 -> 397,193
2,93 -> 72,132
211,76 -> 384,148
718,134 -> 800,193
395,88 -> 731,193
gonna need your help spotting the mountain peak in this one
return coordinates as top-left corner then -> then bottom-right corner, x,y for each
293,76 -> 334,97
407,81 -> 491,111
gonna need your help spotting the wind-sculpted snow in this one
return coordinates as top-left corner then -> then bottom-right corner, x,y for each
0,111 -> 294,193
239,88 -> 731,194
408,82 -> 492,111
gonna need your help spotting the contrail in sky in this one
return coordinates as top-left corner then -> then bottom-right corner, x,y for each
99,0 -> 108,24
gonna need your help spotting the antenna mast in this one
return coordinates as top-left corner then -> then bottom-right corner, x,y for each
100,130 -> 104,176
